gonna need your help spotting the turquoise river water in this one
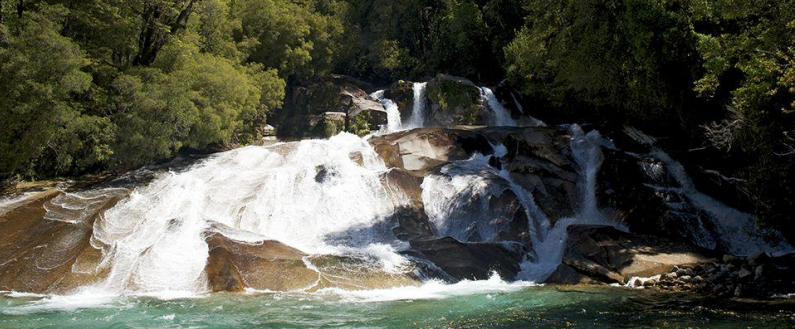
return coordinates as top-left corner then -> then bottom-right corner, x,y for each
2,283 -> 794,328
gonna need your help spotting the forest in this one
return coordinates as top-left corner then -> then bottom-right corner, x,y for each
0,0 -> 793,237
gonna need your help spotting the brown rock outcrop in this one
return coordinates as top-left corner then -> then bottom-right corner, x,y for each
546,225 -> 716,284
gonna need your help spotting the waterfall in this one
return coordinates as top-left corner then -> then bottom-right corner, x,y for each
648,150 -> 793,256
510,92 -> 524,114
625,126 -> 793,256
371,90 -> 402,132
420,126 -> 619,282
407,82 -> 428,129
89,133 -> 409,294
421,154 -> 519,242
569,125 -> 606,221
481,87 -> 516,127
517,125 -> 623,281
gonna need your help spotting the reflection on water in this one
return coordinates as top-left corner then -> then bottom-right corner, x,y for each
2,285 -> 793,328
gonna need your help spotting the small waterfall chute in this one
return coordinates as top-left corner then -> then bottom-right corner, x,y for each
407,82 -> 428,129
481,87 -> 516,127
517,125 -> 624,281
371,90 -> 402,132
647,149 -> 793,256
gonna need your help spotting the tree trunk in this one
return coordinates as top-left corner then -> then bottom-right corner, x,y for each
133,0 -> 199,66
16,0 -> 22,19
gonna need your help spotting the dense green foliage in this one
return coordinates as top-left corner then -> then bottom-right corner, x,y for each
503,0 -> 795,239
0,0 -> 793,237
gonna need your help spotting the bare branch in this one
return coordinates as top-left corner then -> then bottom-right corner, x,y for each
703,106 -> 746,152
775,132 -> 795,156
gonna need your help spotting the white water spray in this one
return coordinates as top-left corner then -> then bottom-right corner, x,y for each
89,133 -> 410,294
421,154 -> 518,242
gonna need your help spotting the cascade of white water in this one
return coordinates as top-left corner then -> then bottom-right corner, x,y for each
371,90 -> 402,132
517,125 -> 623,281
481,87 -> 517,127
89,133 -> 409,294
624,126 -> 793,256
649,150 -> 793,256
421,154 -> 518,242
407,82 -> 428,129
570,125 -> 605,221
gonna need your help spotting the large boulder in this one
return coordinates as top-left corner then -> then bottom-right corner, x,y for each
303,255 -> 421,291
279,77 -> 387,137
408,237 -> 524,280
204,230 -> 318,292
370,128 -> 491,176
369,126 -> 587,281
204,225 -> 422,292
370,127 -> 578,222
546,225 -> 716,284
425,74 -> 488,126
384,80 -> 416,122
380,169 -> 435,241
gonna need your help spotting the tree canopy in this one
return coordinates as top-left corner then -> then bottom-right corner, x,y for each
0,0 -> 793,237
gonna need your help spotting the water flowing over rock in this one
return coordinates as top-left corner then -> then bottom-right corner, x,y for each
0,188 -> 130,294
408,82 -> 428,128
598,128 -> 794,257
1,121 -> 793,297
371,90 -> 402,132
88,133 -> 413,294
481,87 -> 517,127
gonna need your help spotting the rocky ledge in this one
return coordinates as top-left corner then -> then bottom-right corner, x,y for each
632,252 -> 795,299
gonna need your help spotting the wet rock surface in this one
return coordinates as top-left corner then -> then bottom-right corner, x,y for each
408,237 -> 524,280
0,188 -> 129,294
204,230 -> 317,292
370,126 -> 577,280
204,226 -> 422,292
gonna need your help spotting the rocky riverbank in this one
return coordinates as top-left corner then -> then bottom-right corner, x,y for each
631,252 -> 795,299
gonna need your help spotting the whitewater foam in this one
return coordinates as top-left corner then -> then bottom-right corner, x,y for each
317,274 -> 537,302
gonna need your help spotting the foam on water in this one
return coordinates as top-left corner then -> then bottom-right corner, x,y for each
1,291 -> 119,314
317,274 -> 536,302
625,275 -> 662,289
